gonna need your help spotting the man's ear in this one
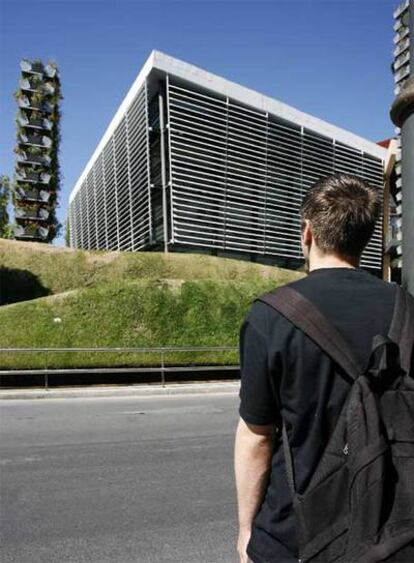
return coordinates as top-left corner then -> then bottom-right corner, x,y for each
301,219 -> 313,262
301,219 -> 313,247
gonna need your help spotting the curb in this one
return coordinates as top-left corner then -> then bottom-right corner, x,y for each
0,381 -> 240,401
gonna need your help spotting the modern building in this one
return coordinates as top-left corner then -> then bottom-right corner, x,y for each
13,59 -> 61,243
386,0 -> 412,279
69,51 -> 387,270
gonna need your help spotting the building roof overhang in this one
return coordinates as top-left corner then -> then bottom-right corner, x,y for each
69,50 -> 387,203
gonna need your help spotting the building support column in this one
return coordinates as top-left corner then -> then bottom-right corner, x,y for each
391,1 -> 414,295
382,144 -> 396,282
158,89 -> 169,254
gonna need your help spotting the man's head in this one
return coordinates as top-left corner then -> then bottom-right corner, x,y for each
300,173 -> 381,266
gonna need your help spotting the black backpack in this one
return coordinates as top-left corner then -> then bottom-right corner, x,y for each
256,283 -> 414,563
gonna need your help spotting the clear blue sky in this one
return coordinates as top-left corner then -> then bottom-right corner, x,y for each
1,0 -> 398,246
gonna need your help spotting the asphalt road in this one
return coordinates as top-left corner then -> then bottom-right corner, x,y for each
1,391 -> 241,563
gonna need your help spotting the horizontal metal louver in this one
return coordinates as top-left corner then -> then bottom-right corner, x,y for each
127,86 -> 152,249
168,80 -> 384,268
68,53 -> 385,272
69,84 -> 151,251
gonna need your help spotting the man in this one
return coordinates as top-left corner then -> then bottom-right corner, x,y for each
234,173 -> 397,563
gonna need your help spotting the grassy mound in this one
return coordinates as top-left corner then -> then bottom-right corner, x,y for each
0,240 -> 304,369
0,239 -> 302,304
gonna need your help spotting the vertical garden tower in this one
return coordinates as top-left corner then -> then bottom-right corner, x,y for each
13,59 -> 61,242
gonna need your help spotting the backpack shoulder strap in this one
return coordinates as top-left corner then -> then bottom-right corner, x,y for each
256,285 -> 363,381
256,284 -> 363,498
388,284 -> 414,374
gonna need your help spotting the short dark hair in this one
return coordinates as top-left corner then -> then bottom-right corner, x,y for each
300,174 -> 381,257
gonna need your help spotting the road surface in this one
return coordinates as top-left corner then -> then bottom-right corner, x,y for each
1,391 -> 241,563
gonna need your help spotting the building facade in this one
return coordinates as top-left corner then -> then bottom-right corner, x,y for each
386,0 -> 412,280
69,51 -> 387,270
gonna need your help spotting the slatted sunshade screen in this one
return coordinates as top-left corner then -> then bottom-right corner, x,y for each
69,75 -> 383,269
167,79 -> 383,269
69,84 -> 151,251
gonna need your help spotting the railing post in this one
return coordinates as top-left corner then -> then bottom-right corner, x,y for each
161,349 -> 165,387
44,352 -> 49,390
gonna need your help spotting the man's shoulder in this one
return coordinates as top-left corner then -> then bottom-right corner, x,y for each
280,270 -> 397,353
245,290 -> 295,336
249,286 -> 304,339
251,269 -> 397,342
252,270 -> 397,324
284,268 -> 396,301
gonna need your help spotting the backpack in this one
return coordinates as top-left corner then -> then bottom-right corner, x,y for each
256,283 -> 414,563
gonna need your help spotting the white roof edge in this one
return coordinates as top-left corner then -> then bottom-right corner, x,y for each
69,50 -> 155,203
69,49 -> 388,203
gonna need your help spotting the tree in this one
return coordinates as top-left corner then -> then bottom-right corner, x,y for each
0,175 -> 13,238
64,215 -> 71,247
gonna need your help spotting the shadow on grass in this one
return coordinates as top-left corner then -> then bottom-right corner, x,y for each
0,267 -> 52,305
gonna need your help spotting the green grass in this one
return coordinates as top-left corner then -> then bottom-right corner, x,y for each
0,239 -> 302,303
0,239 -> 304,369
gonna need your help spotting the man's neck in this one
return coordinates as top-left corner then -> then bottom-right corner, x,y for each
308,253 -> 359,272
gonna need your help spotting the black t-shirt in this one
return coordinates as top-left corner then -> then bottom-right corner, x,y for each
238,267 -> 397,563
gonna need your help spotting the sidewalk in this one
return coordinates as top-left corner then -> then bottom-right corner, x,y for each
0,380 -> 240,400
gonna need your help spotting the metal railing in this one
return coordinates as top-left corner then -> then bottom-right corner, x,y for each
0,346 -> 239,389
